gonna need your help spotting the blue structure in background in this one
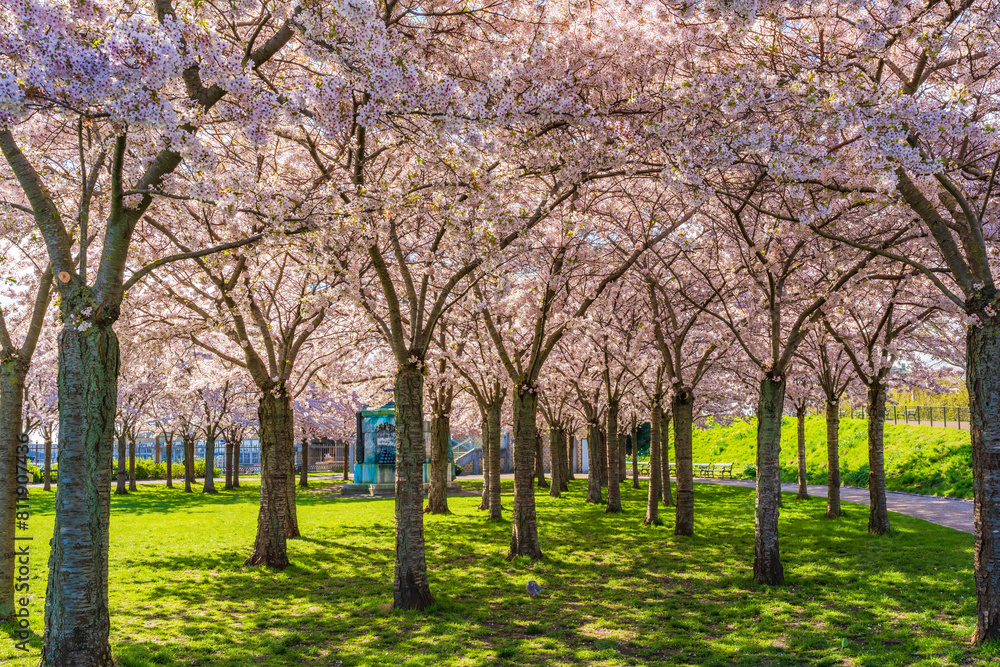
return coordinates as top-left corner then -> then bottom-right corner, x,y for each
351,401 -> 454,489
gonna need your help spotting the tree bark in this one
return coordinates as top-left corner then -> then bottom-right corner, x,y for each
153,437 -> 161,467
867,380 -> 890,535
128,437 -> 136,492
660,410 -> 673,507
796,404 -> 808,500
753,376 -> 786,586
631,420 -> 640,489
299,437 -> 309,488
967,319 -> 1000,644
183,436 -> 194,493
40,324 -> 117,667
566,434 -> 575,481
644,399 -> 661,526
586,423 -> 603,504
225,441 -> 234,490
479,413 -> 490,510
825,399 -> 841,518
599,428 -> 608,487
203,433 -> 218,494
534,429 -> 547,488
285,437 -> 299,538
233,439 -> 241,488
245,388 -> 293,568
487,397 -> 503,520
605,403 -> 622,513
425,414 -> 450,514
673,390 -> 695,536
509,390 -> 543,559
619,429 -> 627,484
392,366 -> 434,609
115,433 -> 128,495
165,441 -> 173,489
43,431 -> 52,492
0,362 -> 26,623
549,426 -> 561,498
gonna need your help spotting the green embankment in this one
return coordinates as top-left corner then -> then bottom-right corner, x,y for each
691,416 -> 973,498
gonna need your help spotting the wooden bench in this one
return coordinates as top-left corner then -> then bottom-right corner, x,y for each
667,462 -> 735,479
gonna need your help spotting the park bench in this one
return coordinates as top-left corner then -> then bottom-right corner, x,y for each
667,462 -> 735,479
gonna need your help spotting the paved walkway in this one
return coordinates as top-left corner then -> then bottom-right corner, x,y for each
699,478 -> 974,534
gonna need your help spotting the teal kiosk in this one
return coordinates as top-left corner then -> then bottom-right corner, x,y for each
341,402 -> 456,496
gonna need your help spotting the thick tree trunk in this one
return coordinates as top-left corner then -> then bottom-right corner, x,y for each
867,380 -> 890,535
225,441 -> 234,490
631,421 -> 640,489
43,432 -> 52,492
660,410 -> 673,507
673,390 -> 695,536
183,437 -> 194,493
165,441 -> 173,489
203,434 -> 217,494
599,428 -> 608,487
115,433 -> 128,495
233,439 -> 241,488
40,324 -> 117,667
605,403 -> 622,513
753,376 -> 786,586
479,414 -> 490,510
509,391 -> 543,559
393,366 -> 434,609
644,400 -> 661,526
796,404 -> 808,500
0,363 -> 26,623
487,398 -> 503,520
967,320 -> 1000,644
549,426 -> 561,498
825,399 -> 841,518
128,438 -> 136,492
425,414 -> 450,514
299,437 -> 309,488
586,423 -> 603,504
245,389 -> 294,568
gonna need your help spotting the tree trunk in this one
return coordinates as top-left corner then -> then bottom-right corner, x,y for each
673,390 -> 695,536
605,403 -> 622,513
660,410 -> 673,507
796,404 -> 808,500
487,398 -> 504,520
566,434 -> 576,481
203,433 -> 218,494
586,423 -> 603,504
753,376 -> 786,586
285,436 -> 299,538
154,437 -> 161,467
599,428 -> 608,487
0,362 -> 26,623
392,365 -> 434,609
559,428 -> 569,491
534,429 -> 547,488
115,433 -> 128,495
967,319 -> 1000,643
479,413 -> 490,510
299,437 -> 309,488
644,399 -> 661,526
165,441 -> 173,489
825,399 -> 841,518
128,438 -> 136,492
233,439 -> 241,488
619,430 -> 627,484
225,441 -> 234,490
43,431 -> 52,492
245,388 -> 293,568
425,414 -> 450,514
867,380 -> 890,535
509,390 -> 543,559
40,324 -> 117,667
631,420 -> 640,489
549,426 -> 561,498
183,437 -> 194,493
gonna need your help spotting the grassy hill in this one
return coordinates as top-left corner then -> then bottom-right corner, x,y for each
688,416 -> 973,499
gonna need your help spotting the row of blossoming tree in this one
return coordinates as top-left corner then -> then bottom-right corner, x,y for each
1,0 -> 998,663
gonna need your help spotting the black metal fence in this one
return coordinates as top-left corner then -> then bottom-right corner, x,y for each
840,405 -> 971,429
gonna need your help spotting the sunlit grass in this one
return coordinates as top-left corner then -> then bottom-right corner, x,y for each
0,479 -> 985,665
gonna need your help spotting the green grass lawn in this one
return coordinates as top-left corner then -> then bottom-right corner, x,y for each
0,480 -> 990,666
690,416 -> 974,498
